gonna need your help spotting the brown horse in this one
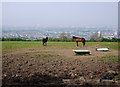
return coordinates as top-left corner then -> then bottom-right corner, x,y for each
42,37 -> 48,46
72,36 -> 86,47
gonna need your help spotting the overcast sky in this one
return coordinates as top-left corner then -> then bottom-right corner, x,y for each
2,2 -> 118,27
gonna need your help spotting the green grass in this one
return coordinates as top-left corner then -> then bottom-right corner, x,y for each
98,42 -> 118,50
2,41 -> 76,53
97,55 -> 119,64
2,41 -> 118,53
88,42 -> 118,50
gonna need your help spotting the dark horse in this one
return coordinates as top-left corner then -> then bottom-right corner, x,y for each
42,37 -> 48,46
72,36 -> 86,47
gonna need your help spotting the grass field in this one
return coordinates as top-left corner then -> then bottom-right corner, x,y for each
2,41 -> 118,53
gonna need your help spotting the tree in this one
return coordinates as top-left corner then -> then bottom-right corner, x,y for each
59,32 -> 71,41
2,37 -> 4,41
90,32 -> 101,42
111,38 -> 118,42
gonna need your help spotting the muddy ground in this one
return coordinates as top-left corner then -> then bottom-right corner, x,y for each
2,44 -> 120,86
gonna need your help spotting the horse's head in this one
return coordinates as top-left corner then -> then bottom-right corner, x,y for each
72,36 -> 76,39
46,37 -> 48,40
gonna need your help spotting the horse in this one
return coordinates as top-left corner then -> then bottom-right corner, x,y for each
42,37 -> 48,46
72,36 -> 86,47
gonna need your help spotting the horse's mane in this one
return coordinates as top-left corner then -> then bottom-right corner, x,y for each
72,36 -> 76,39
72,36 -> 82,39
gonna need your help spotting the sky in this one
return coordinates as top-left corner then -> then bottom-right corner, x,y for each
2,2 -> 118,28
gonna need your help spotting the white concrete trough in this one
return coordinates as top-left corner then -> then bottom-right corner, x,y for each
96,47 -> 109,51
73,50 -> 90,55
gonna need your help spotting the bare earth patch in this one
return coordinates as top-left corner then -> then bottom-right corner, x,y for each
2,45 -> 120,86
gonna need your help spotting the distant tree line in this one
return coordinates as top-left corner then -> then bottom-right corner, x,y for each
1,37 -> 27,41
1,37 -> 120,42
88,37 -> 120,42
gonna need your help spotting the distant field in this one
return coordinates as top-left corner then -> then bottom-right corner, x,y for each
2,41 -> 118,53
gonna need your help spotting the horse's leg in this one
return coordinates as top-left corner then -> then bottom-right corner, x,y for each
82,42 -> 85,46
43,42 -> 45,46
76,41 -> 78,47
83,41 -> 85,46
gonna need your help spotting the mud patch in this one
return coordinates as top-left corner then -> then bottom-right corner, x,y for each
2,45 -> 119,86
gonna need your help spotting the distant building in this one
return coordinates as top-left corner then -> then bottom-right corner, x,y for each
97,31 -> 101,38
114,31 -> 117,36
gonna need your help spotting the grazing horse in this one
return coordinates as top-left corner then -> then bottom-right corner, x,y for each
42,37 -> 48,46
72,36 -> 86,47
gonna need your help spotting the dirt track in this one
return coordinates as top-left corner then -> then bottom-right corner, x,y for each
2,45 -> 119,86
